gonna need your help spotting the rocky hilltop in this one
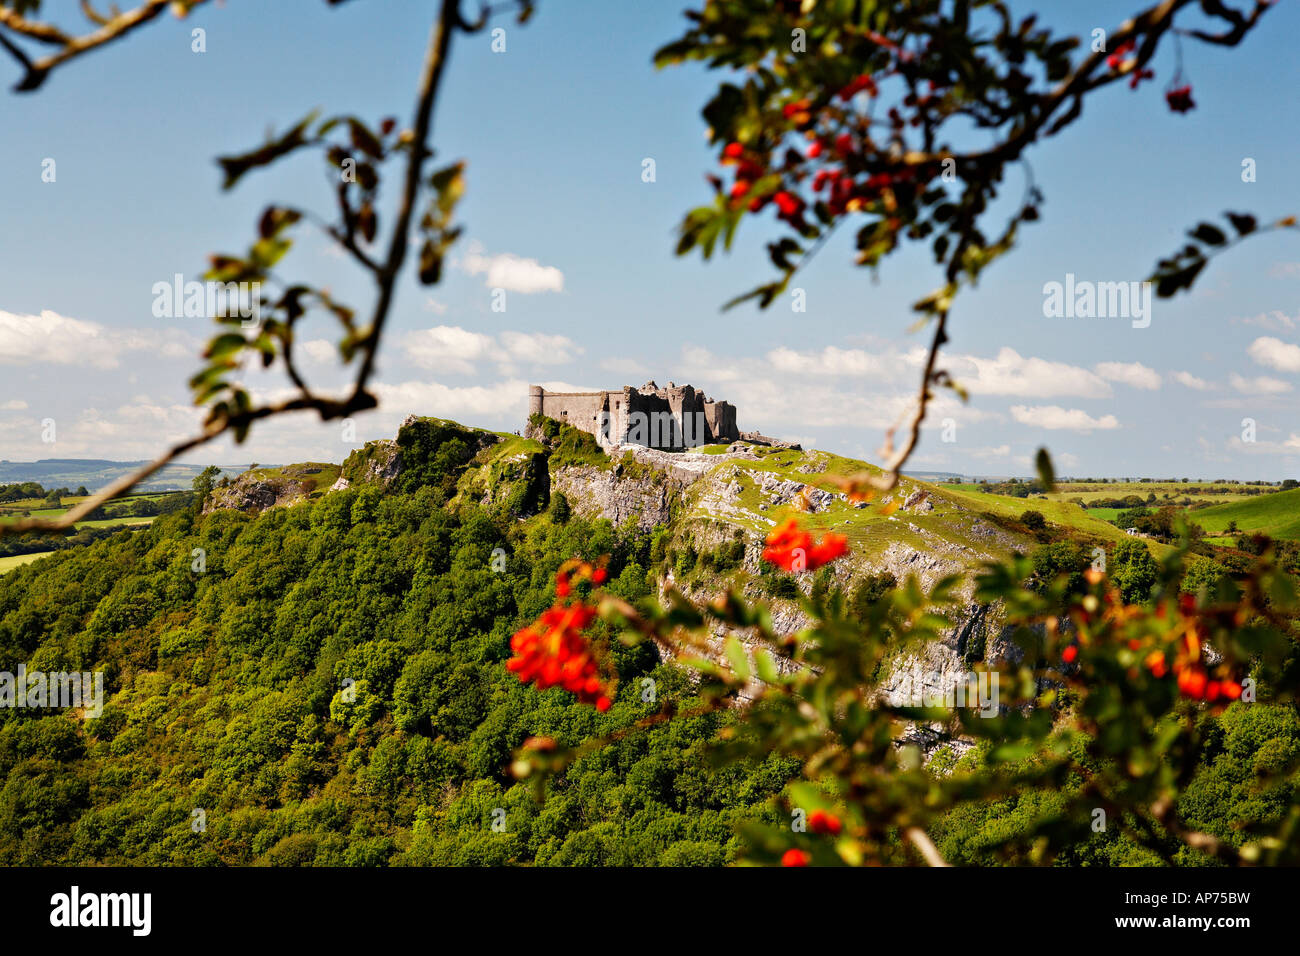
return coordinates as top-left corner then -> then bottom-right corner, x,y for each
200,413 -> 1056,721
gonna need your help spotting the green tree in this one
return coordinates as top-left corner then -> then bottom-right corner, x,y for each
1111,539 -> 1159,603
191,465 -> 221,511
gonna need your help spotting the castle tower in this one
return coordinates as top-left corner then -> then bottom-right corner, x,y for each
528,385 -> 544,417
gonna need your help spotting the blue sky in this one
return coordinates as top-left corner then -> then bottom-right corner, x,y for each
2,0 -> 1298,479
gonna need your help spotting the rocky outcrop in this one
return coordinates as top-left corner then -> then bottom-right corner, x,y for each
342,439 -> 401,487
204,473 -> 312,514
551,462 -> 679,530
738,430 -> 801,450
756,472 -> 843,512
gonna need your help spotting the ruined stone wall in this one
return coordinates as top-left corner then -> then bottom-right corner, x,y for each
704,400 -> 738,442
529,382 -> 741,451
529,387 -> 613,445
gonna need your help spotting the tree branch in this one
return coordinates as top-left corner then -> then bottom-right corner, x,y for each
349,0 -> 459,401
905,826 -> 950,867
1,0 -> 473,537
3,0 -> 190,91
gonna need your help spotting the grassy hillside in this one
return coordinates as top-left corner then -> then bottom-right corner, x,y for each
1192,488 -> 1300,540
680,445 -> 1103,573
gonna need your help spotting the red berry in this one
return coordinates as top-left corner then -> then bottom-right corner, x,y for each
781,848 -> 810,867
1166,85 -> 1195,113
722,142 -> 744,159
808,809 -> 843,835
1179,669 -> 1208,700
1062,646 -> 1078,664
807,141 -> 823,159
773,191 -> 801,216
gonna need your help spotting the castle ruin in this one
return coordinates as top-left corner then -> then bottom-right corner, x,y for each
528,382 -> 740,452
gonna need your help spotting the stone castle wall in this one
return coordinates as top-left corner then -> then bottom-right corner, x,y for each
529,382 -> 740,451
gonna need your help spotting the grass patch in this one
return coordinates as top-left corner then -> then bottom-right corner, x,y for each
0,552 -> 51,574
1191,488 -> 1300,540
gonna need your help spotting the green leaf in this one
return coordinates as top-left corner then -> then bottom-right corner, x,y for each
217,111 -> 320,190
754,648 -> 780,684
724,636 -> 751,682
250,237 -> 292,270
1226,212 -> 1257,236
1189,222 -> 1226,246
347,118 -> 384,159
203,333 -> 247,361
1034,447 -> 1056,492
258,206 -> 301,239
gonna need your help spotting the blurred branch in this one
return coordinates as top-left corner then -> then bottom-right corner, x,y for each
0,0 -> 192,91
0,0 -> 480,537
905,827 -> 950,867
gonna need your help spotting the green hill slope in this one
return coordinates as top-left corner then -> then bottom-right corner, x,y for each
1191,488 -> 1300,540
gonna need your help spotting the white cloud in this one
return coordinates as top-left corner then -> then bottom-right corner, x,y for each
298,339 -> 337,364
372,378 -> 529,421
1226,433 -> 1300,456
600,356 -> 650,378
0,309 -> 124,369
1247,336 -> 1300,373
1095,361 -> 1161,390
0,399 -> 27,411
766,345 -> 901,378
401,325 -> 581,374
402,325 -> 496,375
1230,373 -> 1293,395
969,444 -> 1012,459
1172,370 -> 1213,391
950,348 -> 1111,398
1010,405 -> 1120,432
1232,309 -> 1299,331
0,309 -> 199,370
500,331 -> 582,365
457,242 -> 564,294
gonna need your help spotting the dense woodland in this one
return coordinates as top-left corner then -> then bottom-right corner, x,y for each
0,426 -> 1296,865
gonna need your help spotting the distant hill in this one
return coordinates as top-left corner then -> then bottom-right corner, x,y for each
0,459 -> 252,492
903,470 -> 968,483
1192,487 -> 1300,540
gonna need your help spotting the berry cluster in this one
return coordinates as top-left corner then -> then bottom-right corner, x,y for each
506,561 -> 613,711
1142,596 -> 1243,703
1069,581 -> 1245,706
715,62 -> 942,237
780,810 -> 844,866
1107,37 -> 1196,111
808,809 -> 843,835
762,518 -> 850,572
1165,85 -> 1195,113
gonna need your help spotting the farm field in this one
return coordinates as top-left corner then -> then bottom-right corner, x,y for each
0,493 -> 169,530
1191,488 -> 1300,540
943,480 -> 1297,541
0,552 -> 51,574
